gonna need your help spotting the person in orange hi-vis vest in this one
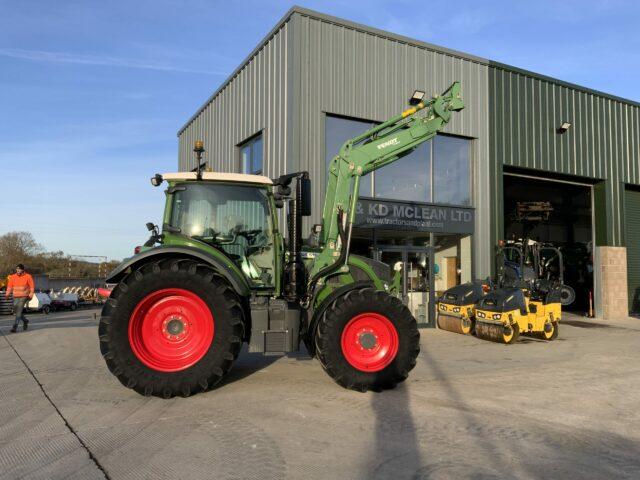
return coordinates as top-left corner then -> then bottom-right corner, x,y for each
6,263 -> 35,333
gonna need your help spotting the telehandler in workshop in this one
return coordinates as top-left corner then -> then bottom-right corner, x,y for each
99,83 -> 464,398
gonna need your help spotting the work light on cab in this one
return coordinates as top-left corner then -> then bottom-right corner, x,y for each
150,173 -> 163,187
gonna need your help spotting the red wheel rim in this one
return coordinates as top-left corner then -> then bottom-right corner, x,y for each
341,312 -> 399,372
128,288 -> 214,372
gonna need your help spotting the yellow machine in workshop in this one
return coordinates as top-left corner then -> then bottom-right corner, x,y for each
474,240 -> 564,343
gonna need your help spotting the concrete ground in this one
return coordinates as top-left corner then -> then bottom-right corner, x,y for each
1,309 -> 640,480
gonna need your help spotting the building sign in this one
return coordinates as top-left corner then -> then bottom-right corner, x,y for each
354,198 -> 474,234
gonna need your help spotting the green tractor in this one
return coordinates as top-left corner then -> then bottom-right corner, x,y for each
99,83 -> 464,397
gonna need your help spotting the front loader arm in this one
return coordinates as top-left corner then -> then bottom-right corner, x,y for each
307,82 -> 464,294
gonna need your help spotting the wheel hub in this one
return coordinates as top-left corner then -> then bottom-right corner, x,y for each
165,318 -> 186,336
358,331 -> 378,350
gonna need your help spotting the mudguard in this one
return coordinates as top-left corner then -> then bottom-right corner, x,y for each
105,246 -> 251,296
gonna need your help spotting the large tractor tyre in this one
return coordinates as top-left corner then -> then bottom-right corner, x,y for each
98,258 -> 244,398
315,287 -> 420,392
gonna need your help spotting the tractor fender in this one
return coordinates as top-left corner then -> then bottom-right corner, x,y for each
105,246 -> 250,296
304,281 -> 376,357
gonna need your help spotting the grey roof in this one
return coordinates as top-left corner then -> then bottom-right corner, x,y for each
177,5 -> 639,136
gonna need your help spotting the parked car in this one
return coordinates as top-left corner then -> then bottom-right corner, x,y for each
27,292 -> 52,314
49,292 -> 79,311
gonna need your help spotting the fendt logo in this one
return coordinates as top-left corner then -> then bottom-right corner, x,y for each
376,137 -> 400,150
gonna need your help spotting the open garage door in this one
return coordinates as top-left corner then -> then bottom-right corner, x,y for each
503,173 -> 594,312
625,189 -> 640,313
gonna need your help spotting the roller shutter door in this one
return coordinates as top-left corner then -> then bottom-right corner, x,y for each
625,189 -> 640,312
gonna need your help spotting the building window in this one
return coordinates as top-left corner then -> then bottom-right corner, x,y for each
433,135 -> 471,206
240,134 -> 263,175
325,114 -> 471,205
375,142 -> 431,202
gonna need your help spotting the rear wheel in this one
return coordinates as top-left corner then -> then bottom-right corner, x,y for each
315,288 -> 419,392
99,258 -> 244,398
560,285 -> 576,306
42,305 -> 50,315
537,321 -> 559,341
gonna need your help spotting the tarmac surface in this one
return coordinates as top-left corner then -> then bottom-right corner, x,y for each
1,308 -> 640,479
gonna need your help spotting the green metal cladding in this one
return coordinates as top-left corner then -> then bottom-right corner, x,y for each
489,62 -> 640,247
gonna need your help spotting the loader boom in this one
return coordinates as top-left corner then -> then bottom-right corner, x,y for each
308,82 -> 464,292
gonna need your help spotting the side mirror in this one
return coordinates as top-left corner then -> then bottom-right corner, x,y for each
300,177 -> 312,217
146,222 -> 156,232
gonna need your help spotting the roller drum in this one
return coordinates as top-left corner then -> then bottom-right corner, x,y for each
475,321 -> 519,344
437,313 -> 473,335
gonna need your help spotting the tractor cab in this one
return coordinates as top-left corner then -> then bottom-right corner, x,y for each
157,172 -> 279,289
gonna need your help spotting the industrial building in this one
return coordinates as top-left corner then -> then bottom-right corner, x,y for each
177,6 -> 640,321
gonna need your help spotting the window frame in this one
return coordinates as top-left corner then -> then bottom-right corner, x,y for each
238,131 -> 264,175
431,134 -> 473,207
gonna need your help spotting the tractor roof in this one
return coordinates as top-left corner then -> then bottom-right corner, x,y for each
162,172 -> 273,185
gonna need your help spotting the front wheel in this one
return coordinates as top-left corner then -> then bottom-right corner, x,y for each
315,288 -> 420,392
98,259 -> 244,398
42,305 -> 50,315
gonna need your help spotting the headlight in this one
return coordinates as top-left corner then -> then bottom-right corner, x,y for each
439,304 -> 447,311
492,313 -> 501,320
477,311 -> 485,318
453,307 -> 461,313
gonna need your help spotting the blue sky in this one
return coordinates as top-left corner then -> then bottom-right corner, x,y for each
1,0 -> 639,260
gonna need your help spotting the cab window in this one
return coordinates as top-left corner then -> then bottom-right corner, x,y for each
169,183 -> 275,287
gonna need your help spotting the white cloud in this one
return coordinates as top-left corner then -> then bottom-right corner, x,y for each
0,47 -> 225,75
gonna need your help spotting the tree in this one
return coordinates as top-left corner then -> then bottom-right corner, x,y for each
0,231 -> 43,277
0,231 -> 119,280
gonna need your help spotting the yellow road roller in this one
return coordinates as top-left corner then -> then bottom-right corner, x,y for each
474,241 -> 563,344
474,286 -> 561,343
437,282 -> 487,335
